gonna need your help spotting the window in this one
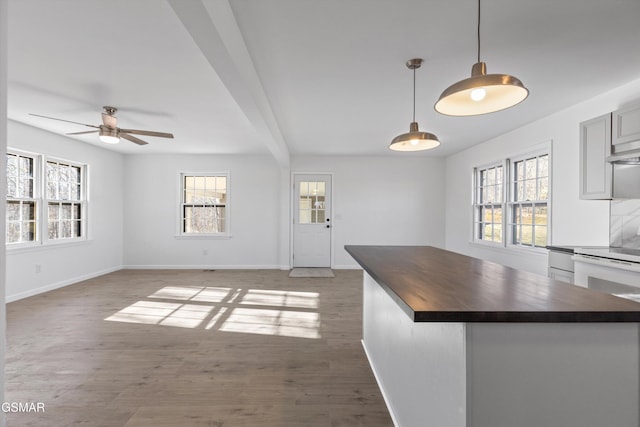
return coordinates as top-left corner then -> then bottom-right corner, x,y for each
473,164 -> 504,244
508,154 -> 549,248
180,173 -> 229,235
6,152 -> 37,244
46,160 -> 84,240
472,146 -> 550,250
298,180 -> 326,224
5,151 -> 87,247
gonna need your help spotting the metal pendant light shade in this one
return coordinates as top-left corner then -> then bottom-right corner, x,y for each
434,0 -> 528,116
389,58 -> 440,152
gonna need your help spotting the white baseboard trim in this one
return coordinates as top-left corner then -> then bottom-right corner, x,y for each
361,339 -> 399,427
332,264 -> 362,270
122,264 -> 282,270
6,265 -> 123,303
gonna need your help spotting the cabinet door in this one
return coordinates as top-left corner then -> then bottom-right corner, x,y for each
613,102 -> 640,147
548,267 -> 574,284
579,114 -> 612,199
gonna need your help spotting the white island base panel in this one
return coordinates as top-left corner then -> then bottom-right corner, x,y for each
362,273 -> 640,427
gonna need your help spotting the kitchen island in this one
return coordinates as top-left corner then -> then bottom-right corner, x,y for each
345,245 -> 640,427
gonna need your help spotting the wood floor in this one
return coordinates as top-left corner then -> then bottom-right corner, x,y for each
5,269 -> 393,426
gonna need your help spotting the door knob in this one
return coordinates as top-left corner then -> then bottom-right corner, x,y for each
326,225 -> 330,228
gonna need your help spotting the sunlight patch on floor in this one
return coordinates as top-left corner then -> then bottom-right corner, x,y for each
219,308 -> 321,339
105,286 -> 321,338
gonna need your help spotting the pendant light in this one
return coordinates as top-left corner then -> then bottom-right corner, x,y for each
434,0 -> 528,116
389,58 -> 440,152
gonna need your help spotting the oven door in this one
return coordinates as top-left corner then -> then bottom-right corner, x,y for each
573,255 -> 640,301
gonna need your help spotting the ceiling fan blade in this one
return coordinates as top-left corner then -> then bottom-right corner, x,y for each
119,129 -> 174,139
67,130 -> 99,136
29,113 -> 99,129
120,133 -> 148,146
102,112 -> 117,128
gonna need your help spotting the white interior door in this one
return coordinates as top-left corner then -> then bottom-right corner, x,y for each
293,174 -> 331,267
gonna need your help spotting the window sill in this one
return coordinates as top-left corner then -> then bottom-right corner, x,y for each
174,234 -> 232,240
7,238 -> 92,255
468,241 -> 548,257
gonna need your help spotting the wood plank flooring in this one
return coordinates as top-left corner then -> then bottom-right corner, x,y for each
5,269 -> 393,426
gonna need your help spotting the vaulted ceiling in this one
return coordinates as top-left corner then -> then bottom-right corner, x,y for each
8,0 -> 640,166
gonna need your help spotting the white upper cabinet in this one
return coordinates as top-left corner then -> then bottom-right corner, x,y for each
579,113 -> 612,199
613,102 -> 640,147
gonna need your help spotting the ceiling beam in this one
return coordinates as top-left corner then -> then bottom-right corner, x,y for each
168,0 -> 290,168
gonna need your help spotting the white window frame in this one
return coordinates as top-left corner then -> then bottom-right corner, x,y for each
177,171 -> 231,239
472,161 -> 506,247
44,157 -> 87,244
6,150 -> 40,247
506,151 -> 550,250
471,142 -> 552,253
5,150 -> 88,249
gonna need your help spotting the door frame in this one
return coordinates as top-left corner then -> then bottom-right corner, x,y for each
290,172 -> 334,268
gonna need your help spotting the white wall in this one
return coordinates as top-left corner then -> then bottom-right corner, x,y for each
6,121 -> 124,301
292,156 -> 446,268
122,154 -> 284,268
1,0 -> 7,423
445,77 -> 640,275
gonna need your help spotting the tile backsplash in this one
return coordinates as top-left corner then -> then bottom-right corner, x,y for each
611,199 -> 640,249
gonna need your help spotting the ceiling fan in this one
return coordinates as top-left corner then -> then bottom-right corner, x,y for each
30,106 -> 174,145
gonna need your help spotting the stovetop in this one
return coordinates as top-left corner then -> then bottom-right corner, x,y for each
574,247 -> 640,264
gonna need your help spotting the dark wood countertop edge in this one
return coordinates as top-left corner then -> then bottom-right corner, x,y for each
345,245 -> 640,323
345,245 -> 417,321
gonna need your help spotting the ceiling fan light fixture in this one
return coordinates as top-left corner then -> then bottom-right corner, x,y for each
99,126 -> 120,144
389,58 -> 440,152
434,0 -> 528,116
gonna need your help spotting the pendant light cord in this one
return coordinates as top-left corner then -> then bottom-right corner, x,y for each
412,66 -> 416,122
477,0 -> 481,63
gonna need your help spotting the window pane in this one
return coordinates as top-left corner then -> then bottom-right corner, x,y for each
61,220 -> 73,238
538,177 -> 549,201
520,225 -> 533,245
483,207 -> 493,223
6,154 -> 17,178
525,158 -> 536,180
483,224 -> 493,241
538,155 -> 549,178
483,186 -> 493,203
494,207 -> 502,226
20,177 -> 33,198
47,163 -> 58,199
61,203 -> 73,219
521,206 -> 533,225
21,202 -> 35,220
7,222 -> 20,243
515,161 -> 524,181
493,222 -> 503,242
535,226 -> 548,247
7,177 -> 17,198
495,184 -> 502,203
515,182 -> 524,202
299,199 -> 311,224
6,201 -> 19,221
48,203 -> 59,221
48,221 -> 59,239
486,168 -> 495,186
535,206 -> 548,226
19,156 -> 32,177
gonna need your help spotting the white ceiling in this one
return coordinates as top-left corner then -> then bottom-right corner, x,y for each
8,0 -> 640,164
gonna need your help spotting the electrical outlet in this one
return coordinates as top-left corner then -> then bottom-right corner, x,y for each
203,249 -> 208,256
35,264 -> 42,274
